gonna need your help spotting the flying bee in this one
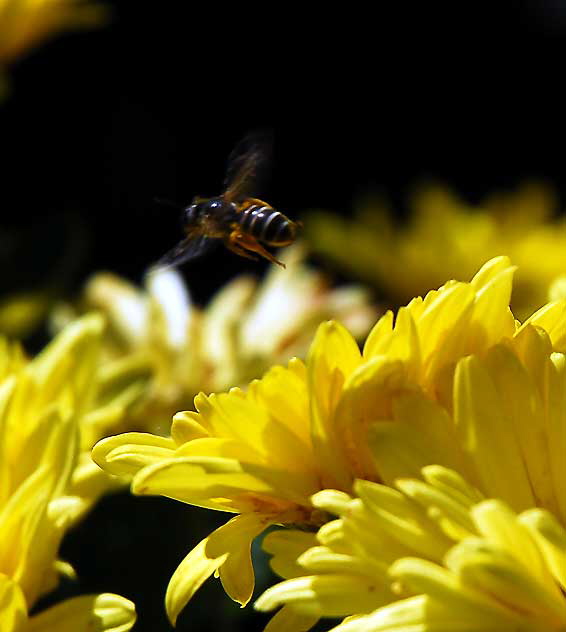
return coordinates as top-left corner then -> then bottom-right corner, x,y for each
158,131 -> 299,269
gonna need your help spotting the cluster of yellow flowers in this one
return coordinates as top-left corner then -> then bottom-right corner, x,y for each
0,315 -> 146,631
306,181 -> 566,319
5,205 -> 566,631
92,255 -> 566,631
4,8 -> 566,626
51,245 -> 376,435
0,238 -> 376,629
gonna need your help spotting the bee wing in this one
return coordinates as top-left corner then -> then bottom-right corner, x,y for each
222,130 -> 273,202
155,235 -> 215,268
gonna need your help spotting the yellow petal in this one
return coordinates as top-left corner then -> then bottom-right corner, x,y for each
131,456 -> 312,509
91,433 -> 176,477
329,594 -> 521,632
521,508 -> 566,592
166,513 -> 269,624
390,557 -> 527,625
336,356 -> 407,481
416,283 -> 474,370
446,538 -> 566,627
353,479 -> 452,561
171,411 -> 209,445
255,573 -> 393,617
298,546 -> 386,580
394,478 -> 476,542
308,321 -> 361,489
217,514 -> 268,606
362,311 -> 394,359
249,360 -> 311,448
472,500 -> 557,591
195,390 -> 317,481
25,593 -> 136,632
453,355 -> 535,510
262,530 -> 318,580
0,574 -> 27,632
166,539 -> 226,626
261,604 -> 319,632
468,259 -> 516,350
522,299 -> 566,351
310,489 -> 353,516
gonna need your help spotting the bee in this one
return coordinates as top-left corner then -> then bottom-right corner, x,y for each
159,131 -> 299,269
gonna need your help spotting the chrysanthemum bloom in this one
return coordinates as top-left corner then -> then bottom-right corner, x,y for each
257,474 -> 566,631
0,319 -> 137,630
306,182 -> 566,318
92,255 -> 556,625
253,259 -> 566,629
60,244 -> 376,434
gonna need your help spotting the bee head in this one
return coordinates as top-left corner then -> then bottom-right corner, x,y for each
183,199 -> 207,227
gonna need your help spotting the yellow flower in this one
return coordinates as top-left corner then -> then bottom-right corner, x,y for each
306,182 -> 566,318
382,502 -> 566,632
92,255 -> 534,625
254,256 -> 566,629
258,474 -> 566,632
255,467 -> 481,627
62,244 -> 376,435
0,319 -> 136,630
0,0 -> 108,66
0,290 -> 54,339
1,313 -> 150,518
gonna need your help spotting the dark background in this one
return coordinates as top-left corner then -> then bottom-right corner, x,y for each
3,1 -> 566,630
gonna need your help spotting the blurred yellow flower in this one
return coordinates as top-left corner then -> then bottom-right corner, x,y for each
306,182 -> 566,319
0,318 -> 137,630
92,255 -> 551,625
58,244 -> 376,435
0,290 -> 55,339
0,0 -> 107,66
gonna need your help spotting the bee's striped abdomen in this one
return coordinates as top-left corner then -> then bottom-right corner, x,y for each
239,200 -> 296,246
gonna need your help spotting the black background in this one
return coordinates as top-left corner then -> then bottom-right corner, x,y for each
3,1 -> 566,630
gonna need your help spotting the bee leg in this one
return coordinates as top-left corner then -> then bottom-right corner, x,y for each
229,231 -> 286,268
224,233 -> 260,261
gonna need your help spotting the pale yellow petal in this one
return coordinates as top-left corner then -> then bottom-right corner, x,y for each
262,530 -> 319,580
310,489 -> 353,516
171,411 -> 209,445
472,500 -> 557,591
521,508 -> 566,591
255,574 -> 392,617
26,593 -> 136,632
352,480 -> 452,561
330,594 -> 527,632
131,456 -> 313,509
390,557 -> 528,625
262,604 -> 319,632
91,433 -> 176,477
445,539 -> 566,627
